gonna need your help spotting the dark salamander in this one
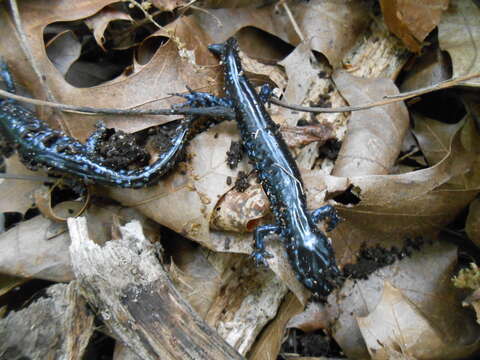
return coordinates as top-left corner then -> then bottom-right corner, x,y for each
206,38 -> 341,297
0,61 -> 189,188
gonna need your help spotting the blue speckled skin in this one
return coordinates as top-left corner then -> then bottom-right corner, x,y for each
0,61 -> 189,188
209,39 -> 341,297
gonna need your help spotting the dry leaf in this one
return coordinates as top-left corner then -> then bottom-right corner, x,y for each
192,0 -> 370,67
358,282 -> 446,359
45,30 -> 82,76
380,0 -> 449,52
84,6 -> 133,51
316,241 -> 479,359
0,155 -> 42,214
400,48 -> 451,91
438,0 -> 480,87
0,2 -> 218,139
249,292 -> 304,360
0,202 -> 160,282
466,198 -> 480,247
303,115 -> 480,266
412,113 -> 462,165
151,0 -> 187,11
332,71 -> 409,176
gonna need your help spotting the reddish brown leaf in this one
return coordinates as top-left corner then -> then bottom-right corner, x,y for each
380,0 -> 449,52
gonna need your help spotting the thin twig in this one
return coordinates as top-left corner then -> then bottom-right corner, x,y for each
8,0 -> 50,97
270,72 -> 480,113
280,1 -> 305,42
0,173 -> 56,183
0,88 -> 235,118
1,72 -> 479,117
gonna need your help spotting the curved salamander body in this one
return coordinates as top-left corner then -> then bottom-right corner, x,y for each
209,39 -> 341,297
0,62 -> 189,188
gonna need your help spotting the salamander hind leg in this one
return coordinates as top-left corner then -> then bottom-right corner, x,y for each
311,205 -> 341,232
251,224 -> 280,267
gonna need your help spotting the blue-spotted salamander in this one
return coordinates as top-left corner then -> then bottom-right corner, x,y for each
0,61 -> 190,188
181,38 -> 342,297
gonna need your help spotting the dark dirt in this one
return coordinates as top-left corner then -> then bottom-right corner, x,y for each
234,171 -> 250,192
280,329 -> 344,358
342,237 -> 428,280
226,141 -> 244,169
318,138 -> 342,161
94,128 -> 150,170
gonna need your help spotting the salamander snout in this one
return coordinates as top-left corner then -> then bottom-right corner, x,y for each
288,231 -> 343,298
208,43 -> 226,57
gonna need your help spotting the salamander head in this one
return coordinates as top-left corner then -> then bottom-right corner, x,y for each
288,231 -> 343,299
208,37 -> 239,59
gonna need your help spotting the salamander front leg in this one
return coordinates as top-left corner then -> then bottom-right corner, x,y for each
258,84 -> 274,104
251,224 -> 280,267
311,205 -> 341,232
173,88 -> 233,108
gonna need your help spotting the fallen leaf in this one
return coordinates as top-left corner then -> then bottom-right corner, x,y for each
303,115 -> 480,265
327,241 -> 480,359
0,201 -> 160,282
0,155 -> 42,214
466,198 -> 480,247
192,0 -> 370,67
0,2 -> 218,140
438,0 -> 480,87
380,0 -> 449,52
84,6 -> 133,51
400,47 -> 451,92
249,292 -> 304,360
358,282 -> 446,359
412,113 -> 462,165
332,71 -> 409,176
45,30 -> 82,76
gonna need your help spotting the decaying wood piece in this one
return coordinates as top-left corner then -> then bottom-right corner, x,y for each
68,217 -> 243,360
0,201 -> 161,282
0,282 -> 94,360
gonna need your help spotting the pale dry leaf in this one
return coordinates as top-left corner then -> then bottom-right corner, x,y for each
358,282 -> 446,360
466,198 -> 480,248
438,0 -> 480,87
0,155 -> 42,214
167,239 -> 223,317
303,117 -> 480,265
84,6 -> 133,51
45,30 -> 82,76
412,113 -> 462,165
192,0 -> 370,67
326,241 -> 480,359
194,0 -> 269,8
380,0 -> 449,52
332,71 -> 409,176
400,47 -> 451,91
0,202 -> 160,282
152,0 -> 187,11
275,42 -> 347,172
248,292 -> 304,360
